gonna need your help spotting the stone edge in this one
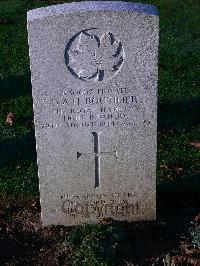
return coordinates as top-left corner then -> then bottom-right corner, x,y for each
27,1 -> 159,22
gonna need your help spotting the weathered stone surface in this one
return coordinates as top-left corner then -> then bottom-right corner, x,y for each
27,1 -> 159,226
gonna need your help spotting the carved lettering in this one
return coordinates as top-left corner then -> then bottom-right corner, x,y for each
60,192 -> 139,219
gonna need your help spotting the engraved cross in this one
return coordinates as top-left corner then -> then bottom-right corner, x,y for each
77,132 -> 117,188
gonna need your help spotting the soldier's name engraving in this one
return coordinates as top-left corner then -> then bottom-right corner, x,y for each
52,95 -> 137,106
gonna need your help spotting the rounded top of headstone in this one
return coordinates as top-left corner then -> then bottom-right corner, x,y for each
27,1 -> 159,22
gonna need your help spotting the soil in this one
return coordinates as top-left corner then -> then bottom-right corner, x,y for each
0,197 -> 199,265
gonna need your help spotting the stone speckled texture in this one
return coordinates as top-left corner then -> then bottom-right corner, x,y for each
27,1 -> 159,21
27,1 -> 159,226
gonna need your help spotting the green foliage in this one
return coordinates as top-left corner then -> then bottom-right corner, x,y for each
64,224 -> 130,266
0,0 -> 199,199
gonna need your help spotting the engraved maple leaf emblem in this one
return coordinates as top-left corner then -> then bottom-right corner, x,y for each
66,30 -> 124,81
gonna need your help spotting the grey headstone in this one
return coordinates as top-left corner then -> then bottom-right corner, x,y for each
27,1 -> 159,226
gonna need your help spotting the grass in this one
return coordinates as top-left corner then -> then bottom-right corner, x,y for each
0,0 -> 199,198
64,224 -> 131,266
0,0 -> 59,196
